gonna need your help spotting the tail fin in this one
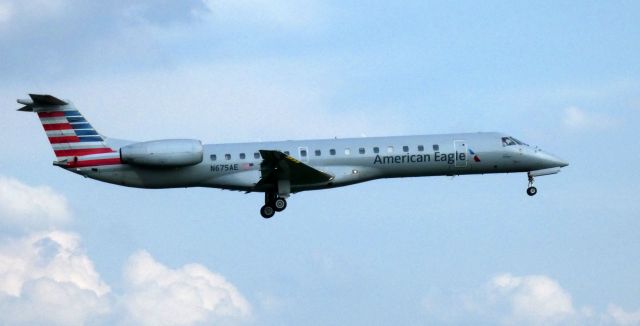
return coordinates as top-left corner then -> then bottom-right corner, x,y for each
18,94 -> 116,164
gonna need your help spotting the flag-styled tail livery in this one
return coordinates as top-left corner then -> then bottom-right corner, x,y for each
18,94 -> 568,218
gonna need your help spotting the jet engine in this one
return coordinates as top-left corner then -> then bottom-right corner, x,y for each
120,139 -> 203,168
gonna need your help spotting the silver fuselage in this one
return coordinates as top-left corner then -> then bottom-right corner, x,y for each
73,132 -> 567,193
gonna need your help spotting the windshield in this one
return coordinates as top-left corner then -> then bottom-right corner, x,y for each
502,136 -> 528,147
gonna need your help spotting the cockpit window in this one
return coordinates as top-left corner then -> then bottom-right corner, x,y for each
511,137 -> 527,146
502,136 -> 528,147
502,137 -> 516,146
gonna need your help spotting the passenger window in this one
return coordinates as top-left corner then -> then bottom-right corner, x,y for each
359,148 -> 365,154
433,144 -> 439,151
330,149 -> 336,155
210,154 -> 217,161
254,152 -> 260,159
300,149 -> 307,157
239,153 -> 246,159
345,148 -> 351,155
315,150 -> 321,156
387,146 -> 394,153
418,145 -> 424,152
403,146 -> 409,152
225,154 -> 231,160
373,147 -> 379,154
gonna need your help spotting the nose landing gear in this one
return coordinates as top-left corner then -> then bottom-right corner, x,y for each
260,192 -> 288,219
526,175 -> 537,196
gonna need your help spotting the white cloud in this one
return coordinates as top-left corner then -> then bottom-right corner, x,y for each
607,305 -> 640,326
0,175 -> 71,230
256,292 -> 290,315
0,0 -> 68,22
489,273 -> 576,325
0,1 -> 13,24
0,231 -> 111,325
0,174 -> 251,325
123,250 -> 250,325
424,273 -> 640,325
201,0 -> 320,27
51,62 -> 408,144
21,0 -> 69,16
563,106 -> 618,131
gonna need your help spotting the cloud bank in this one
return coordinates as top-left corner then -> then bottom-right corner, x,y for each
424,273 -> 640,326
607,304 -> 640,326
201,0 -> 321,27
124,251 -> 250,325
0,231 -> 111,325
488,273 -> 576,325
0,175 -> 250,325
563,106 -> 618,131
0,176 -> 71,230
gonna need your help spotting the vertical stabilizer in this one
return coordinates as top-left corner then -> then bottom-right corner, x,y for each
18,94 -> 117,165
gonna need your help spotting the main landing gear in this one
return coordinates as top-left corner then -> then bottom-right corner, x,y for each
526,175 -> 538,196
260,192 -> 287,219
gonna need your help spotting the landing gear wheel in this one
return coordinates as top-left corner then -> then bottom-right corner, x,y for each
273,198 -> 287,212
260,205 -> 275,219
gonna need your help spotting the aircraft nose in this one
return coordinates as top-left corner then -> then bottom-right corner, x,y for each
557,158 -> 569,167
538,151 -> 569,168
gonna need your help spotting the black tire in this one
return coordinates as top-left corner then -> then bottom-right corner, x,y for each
260,205 -> 275,218
526,186 -> 538,196
274,198 -> 287,212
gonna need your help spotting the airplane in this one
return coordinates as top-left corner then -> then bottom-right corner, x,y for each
18,94 -> 569,219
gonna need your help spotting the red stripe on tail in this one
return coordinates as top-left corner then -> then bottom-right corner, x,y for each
48,136 -> 81,144
54,148 -> 114,157
66,158 -> 122,168
43,123 -> 73,131
38,112 -> 66,118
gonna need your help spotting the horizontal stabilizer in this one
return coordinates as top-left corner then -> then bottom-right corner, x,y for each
29,94 -> 68,106
17,94 -> 68,110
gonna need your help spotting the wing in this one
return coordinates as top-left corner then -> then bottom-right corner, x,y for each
257,150 -> 333,188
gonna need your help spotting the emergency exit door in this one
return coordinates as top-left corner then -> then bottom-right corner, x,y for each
454,140 -> 468,168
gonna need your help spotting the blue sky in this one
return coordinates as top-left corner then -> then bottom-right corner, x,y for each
0,0 -> 639,325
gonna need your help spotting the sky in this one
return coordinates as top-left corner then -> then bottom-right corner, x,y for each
0,0 -> 639,325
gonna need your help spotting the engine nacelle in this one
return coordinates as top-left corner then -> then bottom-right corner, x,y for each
120,139 -> 203,168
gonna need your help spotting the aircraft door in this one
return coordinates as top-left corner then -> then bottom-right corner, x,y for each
454,140 -> 468,168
